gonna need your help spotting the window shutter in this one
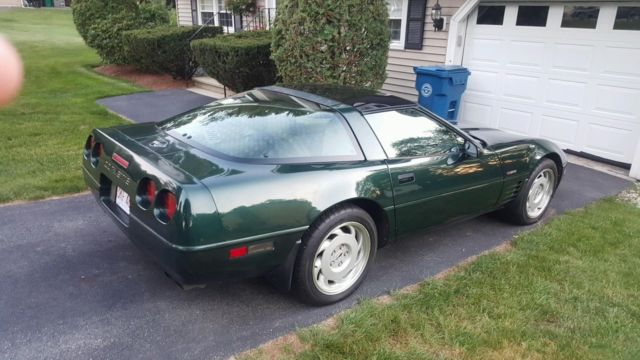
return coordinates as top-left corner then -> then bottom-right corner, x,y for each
404,0 -> 427,50
191,0 -> 198,25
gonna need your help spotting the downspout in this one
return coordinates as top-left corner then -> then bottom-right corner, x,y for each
445,0 -> 480,65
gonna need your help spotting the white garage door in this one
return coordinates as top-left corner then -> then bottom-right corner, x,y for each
459,3 -> 640,165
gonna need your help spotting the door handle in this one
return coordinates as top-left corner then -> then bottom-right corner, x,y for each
398,173 -> 415,184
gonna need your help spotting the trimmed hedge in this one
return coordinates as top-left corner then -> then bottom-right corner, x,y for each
123,26 -> 223,79
192,31 -> 277,93
72,0 -> 170,64
271,0 -> 390,89
72,0 -> 136,44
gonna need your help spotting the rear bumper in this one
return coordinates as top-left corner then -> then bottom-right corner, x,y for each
83,167 -> 303,287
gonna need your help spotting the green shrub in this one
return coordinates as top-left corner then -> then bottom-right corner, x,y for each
138,1 -> 172,26
123,26 -> 223,79
192,31 -> 277,93
71,0 -> 136,43
72,0 -> 170,64
225,0 -> 256,15
271,0 -> 390,89
168,8 -> 178,27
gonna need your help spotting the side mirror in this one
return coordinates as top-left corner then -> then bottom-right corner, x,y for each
447,145 -> 464,165
464,140 -> 479,158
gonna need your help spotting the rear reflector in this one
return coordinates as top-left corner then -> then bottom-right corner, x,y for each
112,153 -> 129,169
229,242 -> 274,260
229,246 -> 248,259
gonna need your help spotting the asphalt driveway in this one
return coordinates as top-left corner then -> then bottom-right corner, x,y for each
97,89 -> 215,123
0,164 -> 630,359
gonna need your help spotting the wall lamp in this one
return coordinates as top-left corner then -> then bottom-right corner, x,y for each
432,0 -> 444,31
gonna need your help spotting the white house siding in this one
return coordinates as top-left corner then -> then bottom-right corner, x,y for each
177,0 -> 193,26
0,0 -> 22,7
382,0 -> 465,101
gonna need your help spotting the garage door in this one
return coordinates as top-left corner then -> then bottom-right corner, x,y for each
459,3 -> 640,165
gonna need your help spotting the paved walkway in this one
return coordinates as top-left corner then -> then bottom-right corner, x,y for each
96,89 -> 215,123
0,164 -> 630,359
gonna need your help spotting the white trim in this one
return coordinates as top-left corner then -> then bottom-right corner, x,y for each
388,0 -> 409,49
631,140 -> 640,179
445,0 -> 480,65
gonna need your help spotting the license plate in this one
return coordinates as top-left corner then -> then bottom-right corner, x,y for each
115,187 -> 130,215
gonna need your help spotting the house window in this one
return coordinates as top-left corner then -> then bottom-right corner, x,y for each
614,6 -> 640,30
199,0 -> 234,27
200,0 -> 215,25
389,19 -> 402,41
387,0 -> 406,45
516,6 -> 549,27
219,12 -> 233,27
561,6 -> 599,29
217,0 -> 233,28
477,6 -> 505,25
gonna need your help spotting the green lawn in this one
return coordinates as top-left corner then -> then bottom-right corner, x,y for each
245,195 -> 640,360
0,9 -> 142,203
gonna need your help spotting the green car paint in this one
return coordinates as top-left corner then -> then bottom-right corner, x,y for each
82,85 -> 567,289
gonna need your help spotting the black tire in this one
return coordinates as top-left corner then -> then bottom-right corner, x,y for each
293,204 -> 377,305
501,159 -> 558,225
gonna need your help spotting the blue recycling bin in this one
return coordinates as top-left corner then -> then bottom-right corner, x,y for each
414,65 -> 471,124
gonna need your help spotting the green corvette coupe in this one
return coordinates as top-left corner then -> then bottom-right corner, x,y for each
83,85 -> 566,305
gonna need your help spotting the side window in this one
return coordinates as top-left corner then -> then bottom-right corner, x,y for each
614,7 -> 640,30
477,5 -> 505,25
561,6 -> 599,29
365,109 -> 462,158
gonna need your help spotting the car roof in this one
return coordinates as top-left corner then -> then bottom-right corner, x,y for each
261,84 -> 415,113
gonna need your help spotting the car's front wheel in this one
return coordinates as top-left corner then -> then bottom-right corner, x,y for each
502,158 -> 558,225
293,205 -> 377,305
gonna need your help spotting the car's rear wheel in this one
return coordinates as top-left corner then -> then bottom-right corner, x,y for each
293,205 -> 377,305
502,159 -> 558,225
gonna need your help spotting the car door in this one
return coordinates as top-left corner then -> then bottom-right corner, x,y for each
364,107 -> 504,237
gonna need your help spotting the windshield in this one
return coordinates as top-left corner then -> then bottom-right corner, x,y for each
158,89 -> 362,163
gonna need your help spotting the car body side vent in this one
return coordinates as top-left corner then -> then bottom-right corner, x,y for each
501,180 -> 524,205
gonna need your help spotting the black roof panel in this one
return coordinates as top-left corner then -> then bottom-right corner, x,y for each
262,84 -> 415,112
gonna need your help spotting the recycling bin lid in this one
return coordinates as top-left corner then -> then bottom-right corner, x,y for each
413,65 -> 470,77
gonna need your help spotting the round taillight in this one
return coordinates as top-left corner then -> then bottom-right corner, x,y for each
83,135 -> 94,159
92,142 -> 103,157
154,190 -> 177,223
90,142 -> 103,167
136,178 -> 157,210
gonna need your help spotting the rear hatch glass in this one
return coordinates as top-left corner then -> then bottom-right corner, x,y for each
158,89 -> 362,164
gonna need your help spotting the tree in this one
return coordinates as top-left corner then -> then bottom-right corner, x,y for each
271,0 -> 390,89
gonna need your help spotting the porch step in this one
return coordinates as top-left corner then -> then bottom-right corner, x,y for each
189,76 -> 235,99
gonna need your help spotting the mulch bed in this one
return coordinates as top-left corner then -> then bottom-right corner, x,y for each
94,65 -> 192,91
